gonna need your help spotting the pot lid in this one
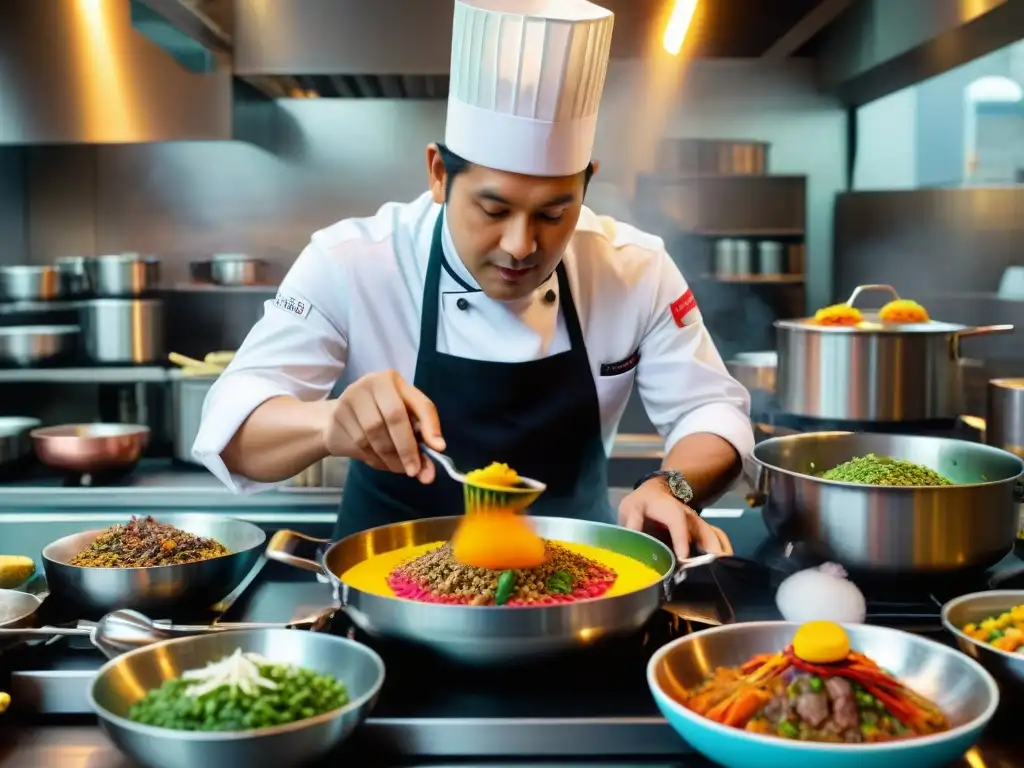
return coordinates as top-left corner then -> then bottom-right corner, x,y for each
775,316 -> 969,334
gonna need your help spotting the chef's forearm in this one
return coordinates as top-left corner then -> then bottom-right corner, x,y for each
660,432 -> 742,504
221,396 -> 334,483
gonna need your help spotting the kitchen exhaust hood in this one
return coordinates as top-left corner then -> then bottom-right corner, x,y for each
0,0 -> 274,145
231,0 -> 676,99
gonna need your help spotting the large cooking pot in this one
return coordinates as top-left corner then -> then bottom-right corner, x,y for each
747,431 -> 1024,573
776,284 -> 1014,421
266,516 -> 714,666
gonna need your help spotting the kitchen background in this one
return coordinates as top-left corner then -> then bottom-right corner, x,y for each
0,0 -> 1023,486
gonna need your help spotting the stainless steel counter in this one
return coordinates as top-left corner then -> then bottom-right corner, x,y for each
0,434 -> 667,511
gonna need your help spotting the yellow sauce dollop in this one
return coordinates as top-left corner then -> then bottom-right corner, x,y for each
342,539 -> 664,601
465,462 -> 521,488
792,620 -> 850,664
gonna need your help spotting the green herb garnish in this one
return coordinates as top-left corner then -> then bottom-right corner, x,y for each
495,570 -> 517,606
546,569 -> 573,595
819,453 -> 953,486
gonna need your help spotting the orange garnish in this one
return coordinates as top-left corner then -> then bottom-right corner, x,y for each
879,299 -> 929,323
813,304 -> 863,326
451,511 -> 547,570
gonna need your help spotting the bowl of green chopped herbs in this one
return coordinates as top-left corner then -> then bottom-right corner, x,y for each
90,628 -> 384,768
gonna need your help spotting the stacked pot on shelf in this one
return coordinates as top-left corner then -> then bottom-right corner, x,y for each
0,254 -> 164,366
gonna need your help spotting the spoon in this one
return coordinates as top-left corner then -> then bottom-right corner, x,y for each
0,609 -> 323,659
420,444 -> 546,515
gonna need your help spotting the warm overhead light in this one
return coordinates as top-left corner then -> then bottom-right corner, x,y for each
663,0 -> 699,56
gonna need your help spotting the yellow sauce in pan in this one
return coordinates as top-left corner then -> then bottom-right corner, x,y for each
341,540 -> 664,600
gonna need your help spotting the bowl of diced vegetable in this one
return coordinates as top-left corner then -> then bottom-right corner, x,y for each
89,628 -> 385,768
943,591 -> 1024,693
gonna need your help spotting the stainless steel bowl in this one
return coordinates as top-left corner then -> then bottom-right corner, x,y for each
41,513 -> 266,616
86,254 -> 161,297
0,324 -> 79,366
211,254 -> 268,286
943,590 -> 1024,690
31,422 -> 150,475
90,629 -> 384,768
648,621 -> 999,768
750,431 -> 1024,573
0,265 -> 62,302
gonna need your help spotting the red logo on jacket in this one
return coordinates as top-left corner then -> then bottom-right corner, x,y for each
670,288 -> 698,328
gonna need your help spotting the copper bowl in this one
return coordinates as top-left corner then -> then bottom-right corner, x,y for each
30,423 -> 150,474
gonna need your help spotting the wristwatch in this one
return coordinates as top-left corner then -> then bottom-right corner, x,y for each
634,469 -> 694,505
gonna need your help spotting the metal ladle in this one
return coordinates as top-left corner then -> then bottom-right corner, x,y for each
0,608 -> 322,659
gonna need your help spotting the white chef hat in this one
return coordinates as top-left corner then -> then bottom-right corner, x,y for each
446,0 -> 615,177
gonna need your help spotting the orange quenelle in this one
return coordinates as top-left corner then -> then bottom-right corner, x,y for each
451,511 -> 547,570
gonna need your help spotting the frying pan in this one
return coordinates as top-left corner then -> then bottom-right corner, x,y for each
267,515 -> 717,666
30,423 -> 149,475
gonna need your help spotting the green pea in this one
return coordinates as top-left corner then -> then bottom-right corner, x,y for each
777,721 -> 799,739
808,676 -> 823,692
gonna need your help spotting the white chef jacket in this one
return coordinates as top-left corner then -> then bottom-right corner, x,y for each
194,191 -> 754,494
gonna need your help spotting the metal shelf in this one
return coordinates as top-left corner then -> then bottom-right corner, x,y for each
0,367 -> 169,384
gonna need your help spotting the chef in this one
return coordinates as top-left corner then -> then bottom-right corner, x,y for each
193,0 -> 754,559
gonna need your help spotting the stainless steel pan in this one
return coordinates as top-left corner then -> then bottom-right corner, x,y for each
41,514 -> 266,616
775,284 -> 1014,421
267,516 -> 714,665
748,431 -> 1024,573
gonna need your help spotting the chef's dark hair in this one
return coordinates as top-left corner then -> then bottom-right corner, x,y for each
437,143 -> 595,199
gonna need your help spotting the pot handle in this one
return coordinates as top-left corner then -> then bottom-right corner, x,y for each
845,284 -> 900,308
955,324 -> 1015,340
744,463 -> 770,507
951,324 -> 1014,359
265,529 -> 331,574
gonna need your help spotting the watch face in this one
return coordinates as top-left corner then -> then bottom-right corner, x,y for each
668,474 -> 692,502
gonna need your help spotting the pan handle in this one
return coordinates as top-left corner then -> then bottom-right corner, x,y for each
669,552 -> 719,589
265,529 -> 331,574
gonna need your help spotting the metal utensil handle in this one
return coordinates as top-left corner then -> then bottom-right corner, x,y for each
420,444 -> 463,482
845,284 -> 900,309
0,626 -> 91,638
264,529 -> 331,573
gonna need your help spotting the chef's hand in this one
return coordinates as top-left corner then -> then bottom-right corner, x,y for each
325,370 -> 445,483
618,480 -> 733,560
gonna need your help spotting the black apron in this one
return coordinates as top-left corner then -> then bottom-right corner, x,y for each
334,210 -> 611,539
